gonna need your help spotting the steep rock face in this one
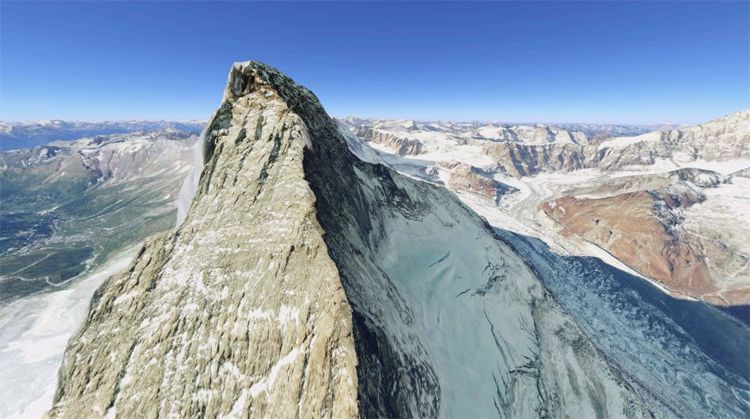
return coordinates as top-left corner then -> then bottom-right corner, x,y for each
51,62 -> 655,418
442,162 -> 517,202
356,126 -> 423,156
48,63 -> 360,418
296,83 -> 653,418
482,142 -> 587,177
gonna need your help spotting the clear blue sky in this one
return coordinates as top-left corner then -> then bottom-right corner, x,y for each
1,1 -> 748,124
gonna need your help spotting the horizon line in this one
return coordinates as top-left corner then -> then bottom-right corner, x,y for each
3,108 -> 748,128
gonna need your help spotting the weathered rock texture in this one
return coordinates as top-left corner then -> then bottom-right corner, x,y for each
443,162 -> 517,202
48,62 -> 360,418
482,142 -> 587,177
50,62 -> 668,418
356,126 -> 423,156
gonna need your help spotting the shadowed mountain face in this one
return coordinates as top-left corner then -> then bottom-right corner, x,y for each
46,62 -> 674,418
495,229 -> 750,417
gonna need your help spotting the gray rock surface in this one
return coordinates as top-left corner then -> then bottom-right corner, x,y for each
48,62 -> 359,418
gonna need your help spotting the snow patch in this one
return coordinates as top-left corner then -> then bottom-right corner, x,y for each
176,135 -> 205,226
0,251 -> 136,419
248,347 -> 301,398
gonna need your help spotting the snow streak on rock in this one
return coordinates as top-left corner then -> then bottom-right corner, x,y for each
175,130 -> 206,226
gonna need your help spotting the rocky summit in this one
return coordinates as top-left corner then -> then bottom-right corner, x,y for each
47,62 -> 748,418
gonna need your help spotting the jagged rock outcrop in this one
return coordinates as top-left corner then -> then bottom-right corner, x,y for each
50,62 -> 673,418
441,161 -> 517,202
48,63 -> 360,418
482,142 -> 587,177
356,126 -> 423,156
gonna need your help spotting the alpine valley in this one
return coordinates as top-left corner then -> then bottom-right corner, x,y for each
1,62 -> 748,418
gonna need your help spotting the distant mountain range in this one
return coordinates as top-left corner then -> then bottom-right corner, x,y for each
0,130 -> 197,301
0,120 -> 205,150
1,118 -> 677,152
338,116 -> 679,143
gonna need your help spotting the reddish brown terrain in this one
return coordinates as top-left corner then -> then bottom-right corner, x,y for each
543,177 -> 749,305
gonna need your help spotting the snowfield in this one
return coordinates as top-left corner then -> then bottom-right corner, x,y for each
0,250 -> 135,419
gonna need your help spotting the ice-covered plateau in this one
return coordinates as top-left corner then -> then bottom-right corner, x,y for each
48,62 -> 749,418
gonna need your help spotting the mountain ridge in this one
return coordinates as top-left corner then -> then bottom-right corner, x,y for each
0,121 -> 205,151
46,61 -> 673,418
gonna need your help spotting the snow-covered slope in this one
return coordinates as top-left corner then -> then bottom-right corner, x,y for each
0,251 -> 136,419
343,120 -> 750,417
470,124 -> 589,145
594,110 -> 750,169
